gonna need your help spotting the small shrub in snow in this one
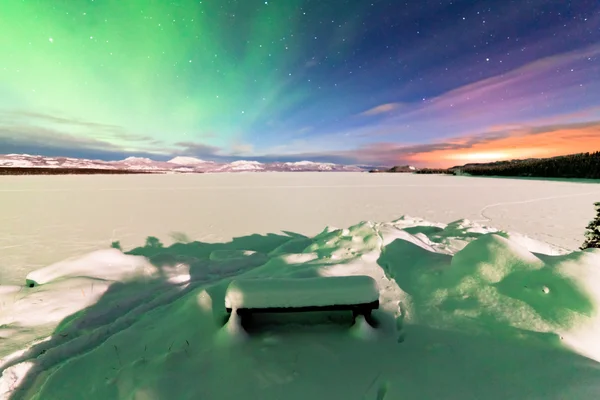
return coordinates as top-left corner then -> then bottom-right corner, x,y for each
581,202 -> 600,250
145,236 -> 163,249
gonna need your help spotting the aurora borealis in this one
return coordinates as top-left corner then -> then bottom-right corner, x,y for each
1,0 -> 599,167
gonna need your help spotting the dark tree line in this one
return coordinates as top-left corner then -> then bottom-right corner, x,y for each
369,165 -> 415,173
450,152 -> 600,179
414,168 -> 454,174
370,166 -> 453,174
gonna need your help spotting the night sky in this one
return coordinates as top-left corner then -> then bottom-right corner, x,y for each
1,0 -> 599,167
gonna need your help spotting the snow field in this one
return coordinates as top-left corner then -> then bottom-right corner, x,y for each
1,216 -> 600,398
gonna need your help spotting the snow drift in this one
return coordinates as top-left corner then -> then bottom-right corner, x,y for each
2,216 -> 600,399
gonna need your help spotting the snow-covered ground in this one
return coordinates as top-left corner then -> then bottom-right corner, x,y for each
1,173 -> 598,287
2,214 -> 600,399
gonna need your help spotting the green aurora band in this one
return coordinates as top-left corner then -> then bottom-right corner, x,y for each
0,0 -> 365,154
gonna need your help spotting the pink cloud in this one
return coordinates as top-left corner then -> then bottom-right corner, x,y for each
360,103 -> 402,116
406,44 -> 600,120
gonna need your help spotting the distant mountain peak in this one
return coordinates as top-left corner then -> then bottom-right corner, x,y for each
226,160 -> 265,170
123,156 -> 153,163
0,153 -> 366,173
168,156 -> 209,165
230,160 -> 263,165
285,160 -> 334,166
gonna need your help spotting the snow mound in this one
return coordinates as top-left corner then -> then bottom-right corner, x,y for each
25,248 -> 157,286
2,217 -> 600,399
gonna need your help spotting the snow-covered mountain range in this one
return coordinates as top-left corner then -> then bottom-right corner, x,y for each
0,154 -> 365,173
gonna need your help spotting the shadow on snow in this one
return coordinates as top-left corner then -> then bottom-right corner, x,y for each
3,227 -> 600,399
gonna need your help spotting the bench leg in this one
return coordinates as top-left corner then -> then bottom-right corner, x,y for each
221,309 -> 249,328
220,313 -> 230,326
352,308 -> 370,321
353,309 -> 377,327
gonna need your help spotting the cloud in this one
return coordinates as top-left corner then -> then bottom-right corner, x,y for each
300,43 -> 600,153
0,110 -> 174,158
0,124 -> 124,152
526,120 -> 600,135
250,119 -> 600,167
294,126 -> 314,135
332,44 -> 599,147
385,120 -> 600,167
0,110 -> 122,130
230,142 -> 254,156
0,141 -> 171,162
435,120 -> 600,162
0,127 -> 225,162
106,132 -> 158,143
404,44 -> 600,121
0,111 -> 240,163
172,141 -> 222,159
0,109 -> 162,146
3,118 -> 597,168
360,103 -> 402,116
0,123 -> 172,161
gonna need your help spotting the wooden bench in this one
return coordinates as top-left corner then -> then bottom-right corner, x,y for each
224,275 -> 380,325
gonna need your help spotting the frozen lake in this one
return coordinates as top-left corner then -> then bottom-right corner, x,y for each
1,172 -> 599,285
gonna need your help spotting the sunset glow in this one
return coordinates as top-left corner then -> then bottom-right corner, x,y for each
448,152 -> 511,161
406,121 -> 600,167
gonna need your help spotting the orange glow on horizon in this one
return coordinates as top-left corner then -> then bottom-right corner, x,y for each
409,123 -> 600,167
449,151 -> 511,161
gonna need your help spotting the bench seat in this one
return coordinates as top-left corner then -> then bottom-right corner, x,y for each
224,275 -> 380,319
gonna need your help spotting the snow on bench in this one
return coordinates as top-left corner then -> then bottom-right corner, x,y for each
224,275 -> 380,316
